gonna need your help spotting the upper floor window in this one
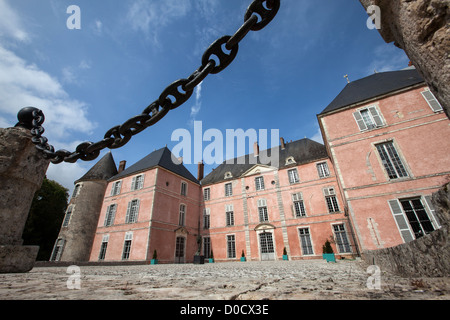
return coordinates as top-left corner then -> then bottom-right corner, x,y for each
203,208 -> 210,229
226,204 -> 235,226
110,181 -> 122,196
225,183 -> 233,197
181,181 -> 187,196
353,106 -> 384,131
421,89 -> 443,112
131,174 -> 144,191
316,162 -> 330,178
287,168 -> 300,184
255,176 -> 265,191
179,204 -> 186,226
375,141 -> 408,180
203,188 -> 210,201
324,187 -> 340,213
125,199 -> 140,224
292,193 -> 306,217
257,199 -> 269,222
62,205 -> 73,227
104,204 -> 117,226
72,183 -> 82,198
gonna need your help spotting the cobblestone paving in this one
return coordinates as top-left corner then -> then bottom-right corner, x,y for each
0,260 -> 449,300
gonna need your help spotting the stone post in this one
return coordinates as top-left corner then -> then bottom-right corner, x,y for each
0,117 -> 50,272
359,0 -> 450,118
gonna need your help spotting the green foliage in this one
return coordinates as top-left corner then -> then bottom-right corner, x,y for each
22,177 -> 69,261
322,239 -> 334,254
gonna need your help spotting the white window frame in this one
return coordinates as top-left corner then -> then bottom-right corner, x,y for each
203,208 -> 210,229
110,181 -> 122,196
353,105 -> 384,131
298,227 -> 314,255
226,204 -> 234,226
72,183 -> 82,198
203,188 -> 210,201
292,193 -> 306,217
375,141 -> 409,180
323,187 -> 340,213
125,199 -> 140,224
179,204 -> 186,226
287,168 -> 300,184
316,162 -> 330,178
255,176 -> 265,191
122,232 -> 133,260
104,204 -> 117,226
226,234 -> 236,259
257,198 -> 269,222
131,174 -> 144,191
98,234 -> 109,261
225,183 -> 233,197
332,224 -> 352,253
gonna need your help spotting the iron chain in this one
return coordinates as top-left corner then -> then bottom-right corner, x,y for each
24,0 -> 280,164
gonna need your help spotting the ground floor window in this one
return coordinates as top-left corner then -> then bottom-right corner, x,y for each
298,228 -> 314,255
122,232 -> 133,260
50,239 -> 65,261
333,224 -> 351,253
203,237 -> 211,258
98,235 -> 109,261
227,235 -> 236,258
400,198 -> 435,239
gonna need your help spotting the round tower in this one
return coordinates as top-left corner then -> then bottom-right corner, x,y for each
50,152 -> 118,262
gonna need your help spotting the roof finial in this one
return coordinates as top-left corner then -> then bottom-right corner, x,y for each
344,74 -> 350,84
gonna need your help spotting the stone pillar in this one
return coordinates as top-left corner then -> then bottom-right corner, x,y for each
359,0 -> 450,118
0,126 -> 50,273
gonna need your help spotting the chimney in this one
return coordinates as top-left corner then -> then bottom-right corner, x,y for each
197,161 -> 204,181
280,137 -> 285,150
253,142 -> 259,157
118,160 -> 126,173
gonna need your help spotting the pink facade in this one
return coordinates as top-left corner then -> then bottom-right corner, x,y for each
318,83 -> 450,252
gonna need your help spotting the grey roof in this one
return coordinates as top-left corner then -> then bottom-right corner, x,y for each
76,152 -> 118,183
319,68 -> 425,115
201,138 -> 328,186
110,147 -> 199,184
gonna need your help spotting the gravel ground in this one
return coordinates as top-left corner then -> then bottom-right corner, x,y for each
0,259 -> 449,300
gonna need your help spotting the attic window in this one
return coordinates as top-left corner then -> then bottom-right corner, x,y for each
286,156 -> 296,165
224,172 -> 233,179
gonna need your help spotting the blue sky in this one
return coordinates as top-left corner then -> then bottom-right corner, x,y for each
0,0 -> 410,194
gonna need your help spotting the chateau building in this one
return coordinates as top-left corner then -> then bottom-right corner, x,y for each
51,67 -> 450,263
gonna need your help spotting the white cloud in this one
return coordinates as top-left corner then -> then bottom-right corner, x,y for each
189,81 -> 203,126
0,0 -> 29,42
310,125 -> 324,144
365,44 -> 410,75
126,0 -> 192,45
0,46 -> 96,139
46,161 -> 90,195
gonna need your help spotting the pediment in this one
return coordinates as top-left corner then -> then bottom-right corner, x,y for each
242,165 -> 276,177
254,223 -> 276,231
174,226 -> 189,235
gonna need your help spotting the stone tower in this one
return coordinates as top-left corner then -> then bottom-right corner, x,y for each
50,152 -> 118,262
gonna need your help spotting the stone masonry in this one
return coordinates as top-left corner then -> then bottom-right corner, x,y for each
0,127 -> 49,273
359,0 -> 450,118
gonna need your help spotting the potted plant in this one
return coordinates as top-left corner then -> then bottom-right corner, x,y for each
151,249 -> 158,265
209,249 -> 214,263
322,239 -> 336,263
282,247 -> 288,261
240,250 -> 246,262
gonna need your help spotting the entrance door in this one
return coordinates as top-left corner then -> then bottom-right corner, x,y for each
259,232 -> 275,261
175,236 -> 185,263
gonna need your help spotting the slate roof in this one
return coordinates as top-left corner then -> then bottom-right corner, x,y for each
110,147 -> 199,184
319,68 -> 425,115
76,152 -> 118,183
201,138 -> 328,186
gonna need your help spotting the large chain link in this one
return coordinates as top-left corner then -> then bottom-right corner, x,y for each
20,0 -> 280,164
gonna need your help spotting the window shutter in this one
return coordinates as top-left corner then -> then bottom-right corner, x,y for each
421,90 -> 443,112
368,106 -> 384,127
353,111 -> 367,131
131,176 -> 136,191
258,199 -> 267,207
135,199 -> 140,222
423,196 -> 441,228
102,234 -> 110,242
125,232 -> 133,241
139,175 -> 144,189
388,199 -> 414,243
125,201 -> 132,223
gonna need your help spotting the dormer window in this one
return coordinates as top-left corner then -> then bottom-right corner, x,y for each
285,156 -> 296,165
224,172 -> 233,179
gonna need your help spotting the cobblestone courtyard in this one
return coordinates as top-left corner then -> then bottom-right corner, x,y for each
0,259 -> 449,300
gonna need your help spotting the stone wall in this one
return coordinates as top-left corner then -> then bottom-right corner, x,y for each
359,0 -> 450,118
362,183 -> 450,277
